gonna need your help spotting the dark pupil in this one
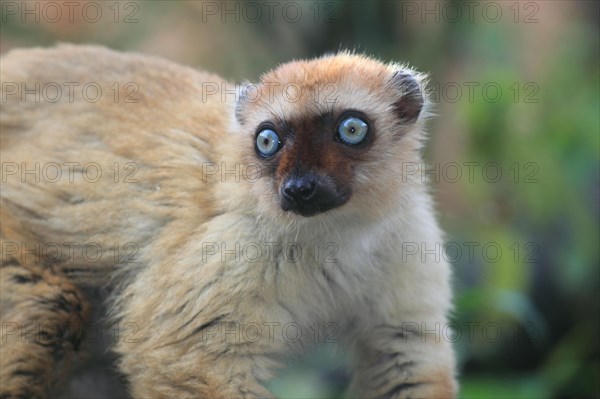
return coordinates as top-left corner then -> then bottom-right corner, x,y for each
349,126 -> 356,134
262,137 -> 270,147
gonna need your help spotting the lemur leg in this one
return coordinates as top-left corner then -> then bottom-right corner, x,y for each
118,342 -> 278,399
115,311 -> 281,398
113,258 -> 282,398
348,323 -> 457,399
0,252 -> 90,399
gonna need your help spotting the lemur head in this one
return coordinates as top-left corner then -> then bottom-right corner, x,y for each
235,52 -> 429,221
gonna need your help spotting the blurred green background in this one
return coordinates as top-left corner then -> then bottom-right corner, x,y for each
1,1 -> 598,398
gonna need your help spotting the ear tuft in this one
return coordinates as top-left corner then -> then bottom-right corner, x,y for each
235,99 -> 246,125
234,82 -> 250,125
391,70 -> 424,124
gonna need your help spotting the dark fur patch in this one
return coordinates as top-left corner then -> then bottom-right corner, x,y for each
254,110 -> 378,209
391,71 -> 423,124
189,315 -> 226,337
372,358 -> 415,384
11,274 -> 40,284
1,257 -> 21,267
161,314 -> 229,348
383,382 -> 423,398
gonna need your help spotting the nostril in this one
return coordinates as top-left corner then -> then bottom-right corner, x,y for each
282,177 -> 317,203
283,184 -> 297,199
298,181 -> 316,199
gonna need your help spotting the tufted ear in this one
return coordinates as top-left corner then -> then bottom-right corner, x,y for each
390,70 -> 425,124
234,81 -> 261,125
234,84 -> 248,124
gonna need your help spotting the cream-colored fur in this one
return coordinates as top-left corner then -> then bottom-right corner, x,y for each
0,45 -> 456,398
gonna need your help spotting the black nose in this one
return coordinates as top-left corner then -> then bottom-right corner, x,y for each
279,172 -> 348,217
282,176 -> 317,203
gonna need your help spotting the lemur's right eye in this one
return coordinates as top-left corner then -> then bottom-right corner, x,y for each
255,129 -> 281,157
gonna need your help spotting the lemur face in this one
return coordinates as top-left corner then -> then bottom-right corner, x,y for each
235,53 -> 426,218
252,109 -> 372,217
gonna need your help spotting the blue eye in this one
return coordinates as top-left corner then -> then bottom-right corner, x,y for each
337,117 -> 368,145
256,129 -> 281,157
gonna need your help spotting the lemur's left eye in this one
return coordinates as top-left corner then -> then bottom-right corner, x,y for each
337,117 -> 368,145
256,129 -> 281,157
